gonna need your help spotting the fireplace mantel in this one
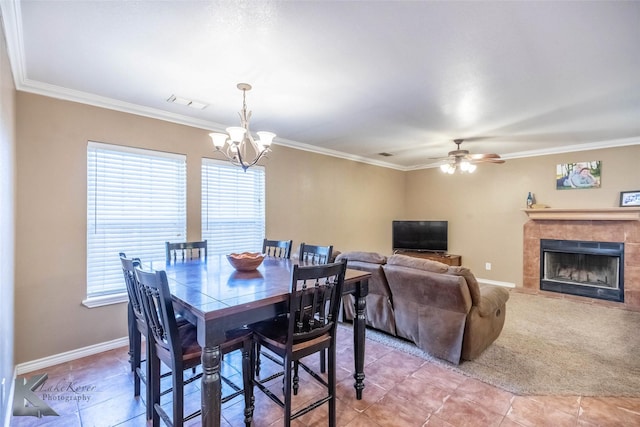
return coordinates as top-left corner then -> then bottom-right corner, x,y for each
523,207 -> 640,221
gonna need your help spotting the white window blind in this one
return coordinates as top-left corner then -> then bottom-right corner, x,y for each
202,159 -> 265,255
87,142 -> 186,298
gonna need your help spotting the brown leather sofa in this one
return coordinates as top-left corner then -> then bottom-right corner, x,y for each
337,252 -> 509,364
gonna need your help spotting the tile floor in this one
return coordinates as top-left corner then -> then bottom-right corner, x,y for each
10,326 -> 640,427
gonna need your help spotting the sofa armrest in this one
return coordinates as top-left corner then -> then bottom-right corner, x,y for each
476,285 -> 510,317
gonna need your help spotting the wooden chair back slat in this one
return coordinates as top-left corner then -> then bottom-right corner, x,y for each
298,243 -> 333,265
262,239 -> 293,259
165,240 -> 207,262
120,253 -> 144,320
135,267 -> 179,356
288,260 -> 346,344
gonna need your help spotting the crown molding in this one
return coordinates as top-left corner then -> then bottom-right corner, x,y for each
501,137 -> 640,161
12,78 -> 640,174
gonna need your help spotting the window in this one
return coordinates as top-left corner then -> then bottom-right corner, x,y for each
201,159 -> 265,255
87,142 -> 186,301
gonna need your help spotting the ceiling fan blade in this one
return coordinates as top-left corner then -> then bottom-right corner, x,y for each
469,153 -> 501,160
433,139 -> 506,167
471,158 -> 505,164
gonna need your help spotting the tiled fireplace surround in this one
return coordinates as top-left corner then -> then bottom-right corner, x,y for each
523,218 -> 640,310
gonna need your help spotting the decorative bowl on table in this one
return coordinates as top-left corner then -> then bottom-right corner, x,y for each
226,252 -> 265,271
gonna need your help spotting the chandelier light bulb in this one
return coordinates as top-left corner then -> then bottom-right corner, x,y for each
226,126 -> 246,143
257,131 -> 275,147
209,132 -> 228,148
468,163 -> 477,173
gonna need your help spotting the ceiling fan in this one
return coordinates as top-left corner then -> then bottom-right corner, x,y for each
438,139 -> 505,174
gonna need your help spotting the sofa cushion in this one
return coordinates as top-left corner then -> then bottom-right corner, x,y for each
336,251 -> 387,264
446,266 -> 481,306
386,254 -> 448,273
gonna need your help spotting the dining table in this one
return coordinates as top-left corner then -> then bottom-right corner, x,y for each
145,255 -> 371,427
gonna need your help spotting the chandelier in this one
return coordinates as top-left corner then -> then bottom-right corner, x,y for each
439,159 -> 476,174
209,83 -> 275,172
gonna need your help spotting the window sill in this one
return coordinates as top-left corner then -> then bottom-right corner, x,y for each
82,293 -> 128,308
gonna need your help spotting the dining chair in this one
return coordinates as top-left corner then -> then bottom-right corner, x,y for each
298,242 -> 335,372
299,242 -> 333,264
120,253 -> 189,419
262,238 -> 293,259
256,239 -> 293,376
134,266 -> 254,427
165,240 -> 207,263
250,259 -> 347,427
120,254 -> 147,397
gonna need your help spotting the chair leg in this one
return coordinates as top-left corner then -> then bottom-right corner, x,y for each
320,349 -> 326,373
328,347 -> 337,427
132,329 -> 142,397
144,337 -> 153,420
127,305 -> 136,372
255,343 -> 262,376
149,346 -> 161,427
173,365 -> 184,427
293,361 -> 299,395
284,356 -> 293,427
242,340 -> 254,427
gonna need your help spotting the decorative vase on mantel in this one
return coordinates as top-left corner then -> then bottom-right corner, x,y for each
526,192 -> 536,209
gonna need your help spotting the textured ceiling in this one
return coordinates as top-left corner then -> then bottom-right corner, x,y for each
2,1 -> 639,170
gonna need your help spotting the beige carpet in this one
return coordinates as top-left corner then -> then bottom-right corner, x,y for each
363,291 -> 640,396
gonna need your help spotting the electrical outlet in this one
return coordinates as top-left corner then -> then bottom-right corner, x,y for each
485,262 -> 492,271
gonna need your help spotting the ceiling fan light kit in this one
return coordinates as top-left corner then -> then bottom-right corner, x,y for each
209,83 -> 276,172
440,161 -> 476,174
439,139 -> 504,174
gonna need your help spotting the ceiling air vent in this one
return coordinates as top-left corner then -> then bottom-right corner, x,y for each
167,95 -> 208,110
378,152 -> 393,157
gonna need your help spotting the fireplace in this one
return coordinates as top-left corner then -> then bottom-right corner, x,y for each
523,209 -> 640,309
540,239 -> 624,302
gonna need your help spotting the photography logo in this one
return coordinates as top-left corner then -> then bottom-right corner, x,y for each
13,374 -> 59,418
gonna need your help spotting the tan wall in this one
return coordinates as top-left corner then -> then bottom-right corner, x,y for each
0,20 -> 16,420
14,92 -> 404,363
265,145 -> 405,254
405,145 -> 640,285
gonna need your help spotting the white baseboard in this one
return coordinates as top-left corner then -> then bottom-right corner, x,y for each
477,278 -> 516,288
15,337 -> 129,375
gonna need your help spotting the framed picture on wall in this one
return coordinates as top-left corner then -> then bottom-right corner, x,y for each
556,161 -> 601,190
620,190 -> 640,207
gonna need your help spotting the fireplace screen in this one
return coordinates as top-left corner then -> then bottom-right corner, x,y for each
543,252 -> 619,288
540,239 -> 624,302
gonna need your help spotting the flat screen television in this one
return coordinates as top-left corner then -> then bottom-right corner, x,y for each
392,220 -> 448,253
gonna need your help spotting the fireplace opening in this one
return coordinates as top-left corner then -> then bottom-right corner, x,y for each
540,239 -> 624,302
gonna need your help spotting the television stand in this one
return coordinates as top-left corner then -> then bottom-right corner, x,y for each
397,251 -> 461,266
